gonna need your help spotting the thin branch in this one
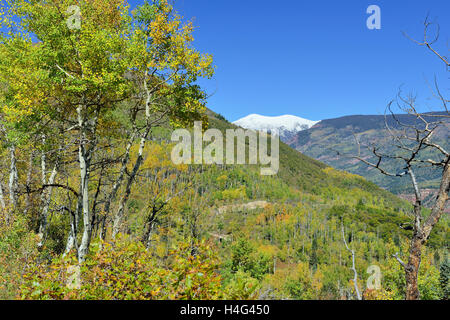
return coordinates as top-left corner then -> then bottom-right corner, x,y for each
393,252 -> 407,269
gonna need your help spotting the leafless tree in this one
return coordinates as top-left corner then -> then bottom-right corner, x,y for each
341,223 -> 362,300
345,17 -> 449,299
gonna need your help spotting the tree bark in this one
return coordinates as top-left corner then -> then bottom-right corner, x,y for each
143,220 -> 156,249
423,161 -> 450,239
112,137 -> 145,238
8,145 -> 18,209
342,224 -> 362,300
64,196 -> 81,257
37,162 -> 58,247
112,75 -> 152,238
401,161 -> 449,300
77,105 -> 94,262
23,152 -> 34,216
405,235 -> 423,300
0,181 -> 6,211
100,129 -> 137,240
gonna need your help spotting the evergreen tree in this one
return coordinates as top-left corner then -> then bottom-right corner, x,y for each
439,259 -> 449,300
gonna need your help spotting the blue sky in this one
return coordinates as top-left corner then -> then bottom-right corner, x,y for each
153,0 -> 449,122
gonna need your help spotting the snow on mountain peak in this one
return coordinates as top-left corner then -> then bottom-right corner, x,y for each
232,114 -> 320,141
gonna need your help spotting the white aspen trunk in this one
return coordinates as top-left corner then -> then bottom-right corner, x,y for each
8,145 -> 18,209
64,232 -> 76,257
0,181 -> 6,210
41,135 -> 46,184
144,220 -> 156,249
112,75 -> 152,238
39,140 -> 48,217
64,196 -> 81,257
77,105 -> 93,262
64,224 -> 76,257
37,163 -> 58,247
342,224 -> 362,300
23,153 -> 34,216
100,129 -> 137,240
0,124 -> 8,211
112,136 -> 145,238
65,185 -> 82,256
77,143 -> 91,262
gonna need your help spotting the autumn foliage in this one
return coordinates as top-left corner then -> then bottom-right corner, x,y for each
19,236 -> 222,300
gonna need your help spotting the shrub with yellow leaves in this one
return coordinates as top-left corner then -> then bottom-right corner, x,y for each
19,235 -> 223,300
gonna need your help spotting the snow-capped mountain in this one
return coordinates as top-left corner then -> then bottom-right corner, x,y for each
233,114 -> 320,142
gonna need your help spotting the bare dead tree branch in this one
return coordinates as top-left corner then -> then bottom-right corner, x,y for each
403,15 -> 449,68
341,223 -> 362,300
346,16 -> 450,299
393,252 -> 407,269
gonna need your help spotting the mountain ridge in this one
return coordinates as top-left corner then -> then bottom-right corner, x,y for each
288,111 -> 450,197
230,110 -> 449,202
232,113 -> 320,141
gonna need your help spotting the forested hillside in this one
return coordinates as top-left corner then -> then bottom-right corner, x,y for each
289,112 -> 450,197
0,0 -> 448,301
1,106 -> 448,300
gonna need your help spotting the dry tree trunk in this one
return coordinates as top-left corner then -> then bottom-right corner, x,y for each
23,152 -> 34,216
64,195 -> 81,257
406,161 -> 449,299
404,236 -> 423,300
8,145 -> 18,210
0,181 -> 6,211
394,161 -> 449,300
341,223 -> 362,300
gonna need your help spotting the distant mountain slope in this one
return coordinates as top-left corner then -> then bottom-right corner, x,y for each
288,112 -> 450,196
208,110 -> 407,201
205,110 -> 447,249
233,114 -> 320,141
